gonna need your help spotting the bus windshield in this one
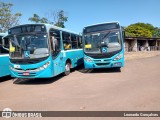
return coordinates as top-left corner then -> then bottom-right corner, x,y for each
84,30 -> 121,54
9,33 -> 49,59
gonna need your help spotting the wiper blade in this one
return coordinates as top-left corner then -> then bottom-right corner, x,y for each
6,34 -> 20,47
100,31 -> 111,47
102,31 -> 111,40
13,35 -> 20,47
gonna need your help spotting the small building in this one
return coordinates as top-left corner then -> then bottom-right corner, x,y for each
124,37 -> 160,52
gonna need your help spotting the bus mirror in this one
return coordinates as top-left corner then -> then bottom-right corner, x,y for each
2,37 -> 9,51
122,31 -> 125,39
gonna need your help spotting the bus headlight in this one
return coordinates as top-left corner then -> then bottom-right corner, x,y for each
114,54 -> 123,61
9,66 -> 14,70
9,61 -> 51,72
84,57 -> 92,62
37,61 -> 50,71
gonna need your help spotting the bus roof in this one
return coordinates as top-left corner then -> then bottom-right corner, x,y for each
45,24 -> 79,35
84,21 -> 120,28
9,23 -> 80,36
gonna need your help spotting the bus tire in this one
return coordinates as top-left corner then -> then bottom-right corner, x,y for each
114,67 -> 121,72
83,69 -> 93,73
64,62 -> 71,76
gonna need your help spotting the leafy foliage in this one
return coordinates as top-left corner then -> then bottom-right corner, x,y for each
0,2 -> 22,32
28,14 -> 48,23
153,27 -> 160,38
125,23 -> 152,37
28,10 -> 68,28
54,10 -> 68,28
133,23 -> 155,34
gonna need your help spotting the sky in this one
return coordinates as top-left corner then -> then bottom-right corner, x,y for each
1,0 -> 160,33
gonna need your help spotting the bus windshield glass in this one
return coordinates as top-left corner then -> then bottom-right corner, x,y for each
84,30 -> 121,54
9,33 -> 49,59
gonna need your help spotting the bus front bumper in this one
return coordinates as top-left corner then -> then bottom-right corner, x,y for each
9,63 -> 53,79
84,60 -> 123,69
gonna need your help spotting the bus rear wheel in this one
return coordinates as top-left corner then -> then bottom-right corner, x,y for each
64,62 -> 71,76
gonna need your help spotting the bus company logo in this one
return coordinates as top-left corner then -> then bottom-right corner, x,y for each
102,47 -> 107,53
101,59 -> 104,62
2,108 -> 12,118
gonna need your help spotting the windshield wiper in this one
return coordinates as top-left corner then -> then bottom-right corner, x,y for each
102,31 -> 111,40
9,35 -> 21,47
100,31 -> 111,47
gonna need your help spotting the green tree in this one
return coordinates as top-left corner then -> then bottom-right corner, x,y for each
40,17 -> 48,23
153,27 -> 160,38
133,23 -> 155,35
28,14 -> 48,23
29,10 -> 68,28
125,23 -> 153,38
54,10 -> 68,28
0,2 -> 22,33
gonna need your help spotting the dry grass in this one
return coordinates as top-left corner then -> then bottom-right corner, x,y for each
125,51 -> 160,60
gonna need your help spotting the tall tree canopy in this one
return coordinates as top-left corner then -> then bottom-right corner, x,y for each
125,24 -> 152,37
133,23 -> 155,35
28,10 -> 68,28
153,27 -> 160,38
0,2 -> 22,33
28,14 -> 48,23
53,10 -> 68,28
125,22 -> 160,38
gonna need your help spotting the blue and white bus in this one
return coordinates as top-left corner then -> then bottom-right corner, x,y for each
0,33 -> 10,77
83,22 -> 124,70
6,24 -> 83,78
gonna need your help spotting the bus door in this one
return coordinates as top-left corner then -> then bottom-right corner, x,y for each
50,29 -> 63,76
0,36 -> 10,77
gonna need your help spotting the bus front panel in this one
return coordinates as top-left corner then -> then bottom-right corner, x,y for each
9,56 -> 54,78
84,50 -> 124,69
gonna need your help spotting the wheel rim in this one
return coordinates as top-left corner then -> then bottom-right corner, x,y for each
65,64 -> 70,72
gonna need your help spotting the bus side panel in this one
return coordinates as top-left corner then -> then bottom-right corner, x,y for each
63,49 -> 83,68
0,55 -> 10,77
52,52 -> 64,76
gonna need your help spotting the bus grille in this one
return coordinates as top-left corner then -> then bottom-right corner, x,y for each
93,59 -> 111,62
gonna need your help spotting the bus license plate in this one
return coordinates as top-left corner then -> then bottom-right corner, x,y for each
23,72 -> 30,76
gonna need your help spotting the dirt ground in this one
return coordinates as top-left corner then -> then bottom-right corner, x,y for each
125,51 -> 160,60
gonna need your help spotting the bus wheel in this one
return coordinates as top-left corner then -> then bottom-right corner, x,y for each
64,62 -> 71,76
83,69 -> 93,73
114,67 -> 121,72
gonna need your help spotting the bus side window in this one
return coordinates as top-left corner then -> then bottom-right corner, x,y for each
1,37 -> 9,54
3,38 -> 9,49
71,34 -> 78,49
0,36 -> 2,46
78,36 -> 82,48
63,32 -> 71,50
0,36 -> 2,54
